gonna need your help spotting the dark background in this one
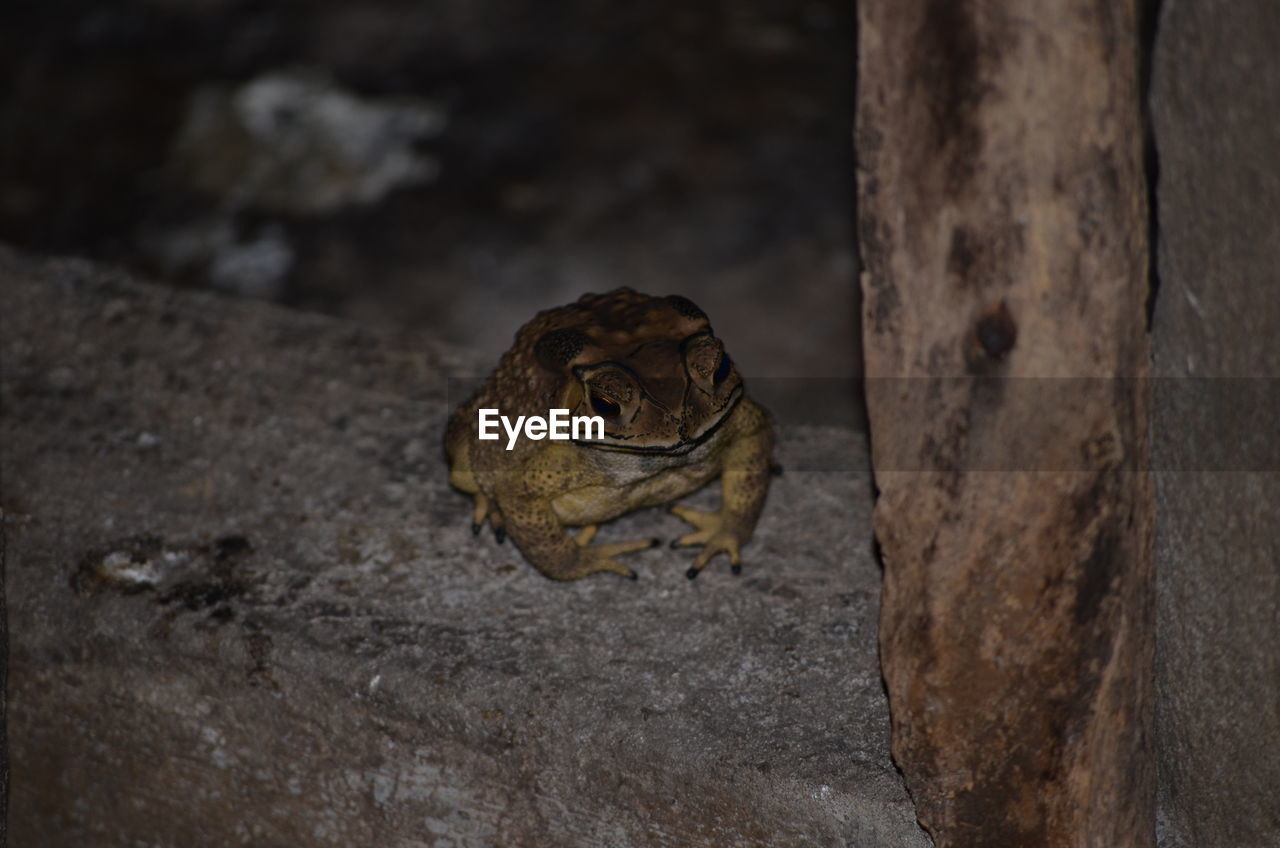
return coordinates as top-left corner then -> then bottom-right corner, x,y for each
1,0 -> 859,379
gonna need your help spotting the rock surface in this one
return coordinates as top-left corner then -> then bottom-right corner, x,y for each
1,249 -> 927,847
1150,1 -> 1280,845
857,1 -> 1154,845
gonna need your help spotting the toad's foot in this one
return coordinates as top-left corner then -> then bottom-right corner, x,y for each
670,505 -> 745,578
469,492 -> 490,535
469,493 -> 507,543
548,536 -> 658,581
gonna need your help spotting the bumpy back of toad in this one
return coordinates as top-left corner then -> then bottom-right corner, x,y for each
505,288 -> 745,453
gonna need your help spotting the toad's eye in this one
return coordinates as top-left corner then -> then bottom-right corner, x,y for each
590,395 -> 621,418
713,353 -> 732,384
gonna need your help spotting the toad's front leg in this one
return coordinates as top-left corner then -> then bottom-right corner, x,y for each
500,450 -> 658,581
672,398 -> 774,578
502,494 -> 657,580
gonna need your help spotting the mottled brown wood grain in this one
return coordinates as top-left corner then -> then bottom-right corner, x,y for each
856,2 -> 1155,845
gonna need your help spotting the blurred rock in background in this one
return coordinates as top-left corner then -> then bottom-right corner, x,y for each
0,0 -> 860,384
168,69 -> 445,215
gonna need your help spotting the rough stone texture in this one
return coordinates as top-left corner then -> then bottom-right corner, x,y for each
856,2 -> 1154,845
1,248 -> 928,847
1150,1 -> 1280,845
1,459 -> 7,845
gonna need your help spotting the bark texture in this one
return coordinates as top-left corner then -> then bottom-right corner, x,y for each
856,2 -> 1154,846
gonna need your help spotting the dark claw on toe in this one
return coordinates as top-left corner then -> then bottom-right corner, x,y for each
471,523 -> 481,536
648,538 -> 661,549
628,571 -> 639,581
669,539 -> 682,549
686,567 -> 699,580
771,463 -> 784,476
731,564 -> 742,575
494,528 -> 506,544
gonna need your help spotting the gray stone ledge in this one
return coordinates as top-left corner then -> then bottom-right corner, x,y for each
2,247 -> 927,847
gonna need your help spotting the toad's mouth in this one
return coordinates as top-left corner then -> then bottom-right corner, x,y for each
571,385 -> 743,454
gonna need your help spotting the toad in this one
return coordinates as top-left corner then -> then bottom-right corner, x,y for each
445,288 -> 774,580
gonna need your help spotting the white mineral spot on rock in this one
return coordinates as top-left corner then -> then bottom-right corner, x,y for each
162,549 -> 191,567
98,551 -> 162,586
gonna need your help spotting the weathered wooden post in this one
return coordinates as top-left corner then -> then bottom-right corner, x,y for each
856,3 -> 1155,845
